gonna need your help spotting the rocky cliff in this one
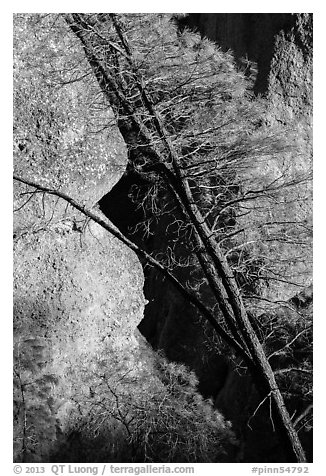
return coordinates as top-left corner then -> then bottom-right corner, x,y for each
13,13 -> 312,463
13,14 -> 237,463
13,15 -> 149,461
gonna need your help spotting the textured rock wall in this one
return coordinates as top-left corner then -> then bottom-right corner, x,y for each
13,147 -> 148,461
13,15 -> 147,461
13,13 -> 312,462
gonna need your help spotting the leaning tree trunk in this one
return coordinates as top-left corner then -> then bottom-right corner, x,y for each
64,13 -> 307,462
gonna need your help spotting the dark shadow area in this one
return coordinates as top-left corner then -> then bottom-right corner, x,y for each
49,429 -> 133,463
98,174 -> 313,462
98,171 -> 147,243
99,172 -> 231,401
177,13 -> 295,95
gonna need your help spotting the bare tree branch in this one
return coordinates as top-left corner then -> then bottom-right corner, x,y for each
13,174 -> 252,365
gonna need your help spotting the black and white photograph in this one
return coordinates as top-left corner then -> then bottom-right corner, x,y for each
12,7 -> 313,468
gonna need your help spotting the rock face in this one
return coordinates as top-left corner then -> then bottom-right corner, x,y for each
13,152 -> 147,462
13,15 -> 147,461
13,31 -> 144,398
14,220 -> 145,350
13,13 -> 312,463
13,217 -> 146,460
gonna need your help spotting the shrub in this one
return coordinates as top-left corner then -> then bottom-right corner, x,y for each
53,344 -> 235,462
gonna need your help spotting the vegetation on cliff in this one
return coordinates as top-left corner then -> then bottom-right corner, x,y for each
13,13 -> 312,463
